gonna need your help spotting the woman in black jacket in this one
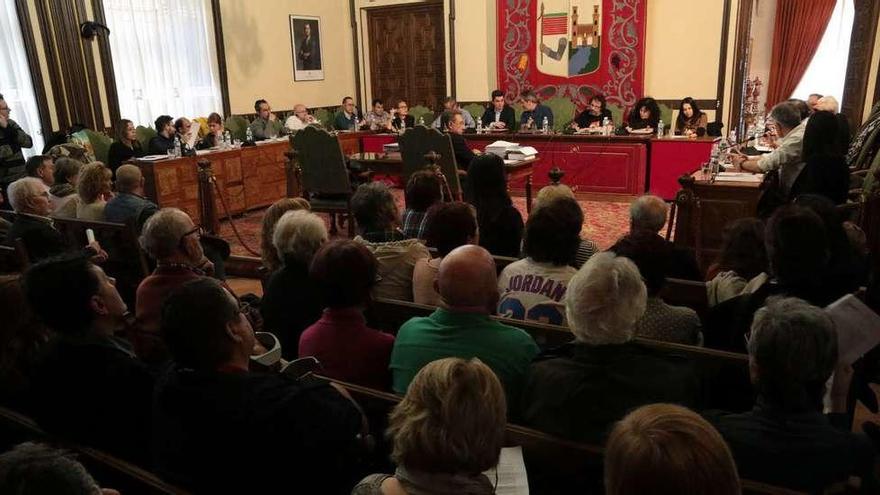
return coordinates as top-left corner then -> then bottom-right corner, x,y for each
790,111 -> 849,204
465,154 -> 523,257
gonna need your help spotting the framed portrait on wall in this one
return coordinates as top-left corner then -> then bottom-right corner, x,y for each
290,15 -> 324,81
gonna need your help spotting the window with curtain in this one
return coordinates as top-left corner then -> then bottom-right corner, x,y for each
791,0 -> 854,105
104,0 -> 222,128
0,0 -> 45,156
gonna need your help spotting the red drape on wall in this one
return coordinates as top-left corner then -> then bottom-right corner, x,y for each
765,0 -> 837,110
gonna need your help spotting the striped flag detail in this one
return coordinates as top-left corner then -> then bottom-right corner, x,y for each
542,13 -> 568,35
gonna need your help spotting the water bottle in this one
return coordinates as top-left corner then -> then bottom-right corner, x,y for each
223,131 -> 231,148
602,117 -> 611,136
476,117 -> 483,134
399,116 -> 406,134
173,136 -> 181,157
729,130 -> 737,145
657,119 -> 665,137
418,116 -> 425,126
353,116 -> 360,131
246,126 -> 254,143
542,116 -> 549,134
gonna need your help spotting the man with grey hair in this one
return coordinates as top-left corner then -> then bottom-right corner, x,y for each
521,251 -> 698,443
705,297 -> 875,492
352,181 -> 429,300
734,101 -> 805,185
629,193 -> 701,280
261,209 -> 328,357
284,103 -> 317,131
0,93 -> 34,204
3,177 -> 103,262
135,207 -> 213,362
0,442 -> 116,494
432,96 -> 476,129
519,90 -> 554,130
390,244 -> 539,405
104,164 -> 157,229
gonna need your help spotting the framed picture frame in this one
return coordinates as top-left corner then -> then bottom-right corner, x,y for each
290,15 -> 324,81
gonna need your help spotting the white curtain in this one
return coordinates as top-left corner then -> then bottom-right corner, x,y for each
104,0 -> 222,127
791,0 -> 854,106
0,0 -> 45,156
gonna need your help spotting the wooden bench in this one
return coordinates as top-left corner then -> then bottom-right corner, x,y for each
660,276 -> 710,321
0,405 -> 189,495
366,297 -> 754,412
329,378 -> 805,495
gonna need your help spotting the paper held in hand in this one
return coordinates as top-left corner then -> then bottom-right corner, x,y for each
825,294 -> 880,366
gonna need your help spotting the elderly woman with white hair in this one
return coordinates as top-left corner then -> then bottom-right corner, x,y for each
520,252 -> 699,443
260,209 -> 329,358
3,177 -> 103,262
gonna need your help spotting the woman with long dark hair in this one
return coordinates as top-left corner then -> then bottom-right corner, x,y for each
465,154 -> 523,257
790,111 -> 849,204
626,97 -> 661,135
674,97 -> 708,137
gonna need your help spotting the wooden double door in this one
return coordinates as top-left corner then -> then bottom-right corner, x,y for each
367,1 -> 446,111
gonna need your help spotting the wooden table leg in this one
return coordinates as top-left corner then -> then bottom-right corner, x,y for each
526,174 -> 533,214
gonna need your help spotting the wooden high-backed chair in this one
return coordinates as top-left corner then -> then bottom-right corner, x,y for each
291,126 -> 355,236
398,125 -> 462,200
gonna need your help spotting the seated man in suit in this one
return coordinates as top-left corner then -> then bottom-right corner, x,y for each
391,99 -> 415,130
705,297 -> 876,492
519,90 -> 554,131
334,96 -> 364,131
104,164 -> 158,230
441,109 -> 481,171
3,177 -> 104,262
390,244 -> 539,409
521,252 -> 699,442
630,194 -> 701,280
481,89 -> 516,131
248,99 -> 283,140
432,96 -> 476,129
153,277 -> 364,493
284,104 -> 316,131
25,255 -> 154,464
147,115 -> 175,155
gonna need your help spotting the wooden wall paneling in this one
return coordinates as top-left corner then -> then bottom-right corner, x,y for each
209,0 -> 231,117
51,0 -> 93,128
13,0 -> 53,137
715,0 -> 733,120
91,0 -> 121,130
728,0 -> 753,137
29,0 -> 70,129
842,0 -> 880,128
77,0 -> 105,130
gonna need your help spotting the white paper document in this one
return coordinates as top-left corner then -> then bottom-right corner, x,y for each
825,294 -> 880,365
714,172 -> 764,183
483,446 -> 529,495
139,154 -> 170,161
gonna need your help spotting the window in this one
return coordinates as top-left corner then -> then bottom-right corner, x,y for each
791,0 -> 854,105
0,0 -> 45,155
104,0 -> 222,127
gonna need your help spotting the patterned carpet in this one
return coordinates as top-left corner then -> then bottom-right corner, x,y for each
218,190 -> 633,258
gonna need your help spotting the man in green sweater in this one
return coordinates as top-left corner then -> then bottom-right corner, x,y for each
390,244 -> 539,405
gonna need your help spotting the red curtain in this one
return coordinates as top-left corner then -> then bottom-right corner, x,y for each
765,0 -> 837,110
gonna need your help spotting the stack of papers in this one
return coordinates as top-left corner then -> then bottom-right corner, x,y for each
714,172 -> 764,183
139,155 -> 169,161
383,142 -> 400,152
486,140 -> 519,158
508,146 -> 538,160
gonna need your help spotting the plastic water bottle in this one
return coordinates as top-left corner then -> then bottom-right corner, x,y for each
542,116 -> 549,134
418,116 -> 425,126
729,130 -> 737,145
602,117 -> 611,136
476,117 -> 483,134
246,126 -> 254,143
223,131 -> 231,148
657,119 -> 665,137
399,116 -> 406,134
353,116 -> 360,131
173,136 -> 181,157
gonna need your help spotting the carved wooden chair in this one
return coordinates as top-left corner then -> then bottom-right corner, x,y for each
291,126 -> 355,237
399,125 -> 463,201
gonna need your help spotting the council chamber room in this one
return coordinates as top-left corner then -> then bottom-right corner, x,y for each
2,0 -> 880,493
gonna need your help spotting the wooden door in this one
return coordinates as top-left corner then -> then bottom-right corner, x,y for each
367,1 -> 446,111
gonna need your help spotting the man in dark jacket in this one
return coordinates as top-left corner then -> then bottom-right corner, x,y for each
441,109 -> 479,171
481,90 -> 516,131
0,94 -> 33,202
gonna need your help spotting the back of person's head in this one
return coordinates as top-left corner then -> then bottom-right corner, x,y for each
772,101 -> 804,130
424,201 -> 478,256
154,115 -> 172,132
749,297 -> 837,411
140,207 -> 193,260
272,209 -> 328,266
6,177 -> 45,213
311,239 -> 377,308
785,98 -> 812,121
534,183 -> 575,210
0,275 -> 47,388
162,277 -> 241,370
388,357 -> 506,474
404,170 -> 443,212
439,109 -> 462,130
53,157 -> 84,186
765,205 -> 828,286
803,110 -> 842,160
523,196 -> 583,265
114,164 -> 142,194
566,252 -> 646,344
609,229 -> 672,296
0,442 -> 104,494
437,244 -> 498,310
260,197 -> 311,271
605,404 -> 740,495
76,162 -> 110,203
23,255 -> 100,336
629,194 -> 668,233
465,154 -> 511,217
352,181 -> 398,233
816,96 -> 839,113
25,155 -> 50,178
792,193 -> 850,259
717,218 -> 768,280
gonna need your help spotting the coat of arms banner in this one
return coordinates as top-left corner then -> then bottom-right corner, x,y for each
497,0 -> 647,113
